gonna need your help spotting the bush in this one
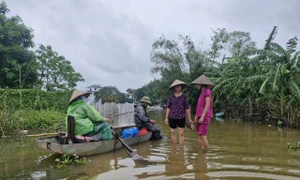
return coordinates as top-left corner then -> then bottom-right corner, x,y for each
0,89 -> 71,137
0,109 -> 66,137
21,110 -> 66,132
0,89 -> 73,112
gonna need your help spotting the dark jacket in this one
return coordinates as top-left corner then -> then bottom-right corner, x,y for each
134,103 -> 162,139
134,103 -> 150,130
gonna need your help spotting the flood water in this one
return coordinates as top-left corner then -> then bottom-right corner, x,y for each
1,109 -> 300,180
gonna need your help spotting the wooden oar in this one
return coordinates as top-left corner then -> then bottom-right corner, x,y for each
110,128 -> 144,160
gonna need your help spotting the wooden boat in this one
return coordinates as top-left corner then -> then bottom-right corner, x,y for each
35,125 -> 152,157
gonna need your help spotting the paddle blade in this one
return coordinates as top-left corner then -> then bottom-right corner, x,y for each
111,128 -> 146,161
130,149 -> 144,160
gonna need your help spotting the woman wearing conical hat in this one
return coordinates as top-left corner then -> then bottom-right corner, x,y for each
66,89 -> 113,141
165,79 -> 193,145
191,75 -> 214,153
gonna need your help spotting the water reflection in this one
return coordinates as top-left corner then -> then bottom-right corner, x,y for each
165,145 -> 186,175
191,151 -> 210,180
164,144 -> 210,179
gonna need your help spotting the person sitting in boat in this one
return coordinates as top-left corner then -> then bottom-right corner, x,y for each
134,96 -> 163,139
66,89 -> 113,141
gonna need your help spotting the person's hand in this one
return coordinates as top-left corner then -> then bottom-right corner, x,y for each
189,118 -> 193,125
194,116 -> 197,123
105,118 -> 111,123
165,118 -> 168,125
150,119 -> 156,124
199,116 -> 204,123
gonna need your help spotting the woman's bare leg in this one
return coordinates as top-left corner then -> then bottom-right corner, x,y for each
171,128 -> 177,144
178,128 -> 185,145
198,134 -> 203,149
202,135 -> 209,152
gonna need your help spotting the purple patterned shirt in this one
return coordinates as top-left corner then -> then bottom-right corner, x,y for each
167,94 -> 190,119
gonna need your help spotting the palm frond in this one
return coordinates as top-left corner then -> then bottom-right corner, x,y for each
272,65 -> 281,91
213,77 -> 236,91
286,36 -> 298,54
246,75 -> 267,82
289,82 -> 300,99
269,43 -> 287,56
291,51 -> 300,67
243,49 -> 280,61
259,77 -> 271,94
264,26 -> 278,50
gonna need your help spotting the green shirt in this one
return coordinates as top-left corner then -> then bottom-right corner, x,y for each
66,100 -> 106,136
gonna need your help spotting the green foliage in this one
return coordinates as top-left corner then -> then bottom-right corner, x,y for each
0,1 -> 9,14
125,98 -> 134,103
287,141 -> 300,150
35,44 -> 85,91
150,35 -> 206,106
0,1 -> 84,90
21,109 -> 65,131
136,79 -> 164,104
149,30 -> 257,107
0,93 -> 22,137
0,109 -> 65,137
209,28 -> 229,61
134,88 -> 145,102
150,33 -> 226,108
208,28 -> 256,61
94,86 -> 128,104
0,1 -> 37,88
148,27 -> 300,127
227,31 -> 256,57
0,89 -> 73,111
55,153 -> 91,168
212,27 -> 300,126
0,89 -> 71,137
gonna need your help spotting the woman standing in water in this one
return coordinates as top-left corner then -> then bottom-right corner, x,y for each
191,75 -> 213,152
165,79 -> 193,145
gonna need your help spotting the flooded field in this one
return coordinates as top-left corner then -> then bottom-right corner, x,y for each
1,110 -> 300,180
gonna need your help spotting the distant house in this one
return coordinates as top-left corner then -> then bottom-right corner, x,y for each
87,84 -> 102,94
126,88 -> 136,99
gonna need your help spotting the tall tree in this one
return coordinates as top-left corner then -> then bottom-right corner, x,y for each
0,1 -> 38,88
208,28 -> 229,62
208,28 -> 256,63
94,86 -> 126,104
150,34 -> 215,105
35,44 -> 84,91
134,87 -> 145,102
227,31 -> 256,57
254,36 -> 300,119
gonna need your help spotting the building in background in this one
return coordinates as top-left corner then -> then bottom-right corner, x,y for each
87,84 -> 102,94
126,88 -> 136,101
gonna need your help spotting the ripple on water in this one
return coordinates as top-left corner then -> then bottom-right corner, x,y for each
31,171 -> 47,179
207,171 -> 300,180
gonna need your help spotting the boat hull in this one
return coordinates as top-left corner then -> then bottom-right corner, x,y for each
35,127 -> 152,156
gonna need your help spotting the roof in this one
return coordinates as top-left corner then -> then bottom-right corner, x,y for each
126,88 -> 136,93
87,84 -> 102,88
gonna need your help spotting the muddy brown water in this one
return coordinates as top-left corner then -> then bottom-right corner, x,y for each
1,110 -> 300,180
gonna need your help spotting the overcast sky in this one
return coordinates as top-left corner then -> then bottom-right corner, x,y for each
6,0 -> 300,92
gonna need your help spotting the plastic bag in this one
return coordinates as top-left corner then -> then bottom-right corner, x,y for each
122,127 -> 139,139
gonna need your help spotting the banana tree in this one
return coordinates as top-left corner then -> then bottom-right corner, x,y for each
244,36 -> 300,125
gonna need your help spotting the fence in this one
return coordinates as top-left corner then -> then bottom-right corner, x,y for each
86,94 -> 135,127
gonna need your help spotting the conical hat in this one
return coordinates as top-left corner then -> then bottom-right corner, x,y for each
69,90 -> 90,103
169,79 -> 187,90
191,75 -> 213,85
